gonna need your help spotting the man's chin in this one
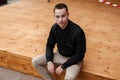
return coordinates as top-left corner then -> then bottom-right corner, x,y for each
61,26 -> 66,29
57,24 -> 65,29
58,25 -> 63,27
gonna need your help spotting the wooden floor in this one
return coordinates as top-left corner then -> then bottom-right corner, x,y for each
0,0 -> 120,80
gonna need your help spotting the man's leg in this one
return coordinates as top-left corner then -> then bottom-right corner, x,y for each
53,52 -> 69,65
32,54 -> 54,80
64,61 -> 83,80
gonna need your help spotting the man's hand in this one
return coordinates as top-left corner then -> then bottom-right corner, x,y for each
55,65 -> 63,75
47,61 -> 55,73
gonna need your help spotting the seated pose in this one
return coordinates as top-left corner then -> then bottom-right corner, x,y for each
32,3 -> 86,80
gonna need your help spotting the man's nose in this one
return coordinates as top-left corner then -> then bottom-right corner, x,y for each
59,17 -> 63,21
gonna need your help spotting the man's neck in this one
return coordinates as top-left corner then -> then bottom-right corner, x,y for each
61,20 -> 68,29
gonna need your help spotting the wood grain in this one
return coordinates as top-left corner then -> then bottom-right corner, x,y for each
0,0 -> 120,80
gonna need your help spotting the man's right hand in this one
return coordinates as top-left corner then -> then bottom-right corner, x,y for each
47,61 -> 55,73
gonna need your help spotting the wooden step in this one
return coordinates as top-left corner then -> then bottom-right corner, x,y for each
0,50 -> 112,80
0,0 -> 120,80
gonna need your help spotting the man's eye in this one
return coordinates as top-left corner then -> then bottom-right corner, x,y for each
62,14 -> 66,17
56,16 -> 60,18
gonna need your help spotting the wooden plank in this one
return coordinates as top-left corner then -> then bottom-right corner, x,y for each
0,50 -> 42,78
83,50 -> 120,79
0,0 -> 120,80
0,50 -> 113,80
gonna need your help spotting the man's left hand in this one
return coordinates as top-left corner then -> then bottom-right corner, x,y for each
55,65 -> 63,75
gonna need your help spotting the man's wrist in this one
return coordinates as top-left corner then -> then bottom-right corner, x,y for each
61,64 -> 65,69
47,61 -> 53,65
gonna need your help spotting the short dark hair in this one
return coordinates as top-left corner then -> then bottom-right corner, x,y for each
53,3 -> 68,12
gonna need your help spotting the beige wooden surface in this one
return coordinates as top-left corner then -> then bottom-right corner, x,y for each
0,50 -> 112,80
0,0 -> 120,80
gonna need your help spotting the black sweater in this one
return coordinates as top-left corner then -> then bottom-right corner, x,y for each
46,20 -> 86,69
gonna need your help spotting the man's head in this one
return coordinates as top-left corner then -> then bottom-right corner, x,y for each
53,3 -> 69,29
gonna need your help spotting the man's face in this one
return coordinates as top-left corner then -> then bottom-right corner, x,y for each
54,8 -> 69,29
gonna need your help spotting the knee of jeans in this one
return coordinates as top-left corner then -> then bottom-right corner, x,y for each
64,75 -> 76,80
64,77 -> 75,80
64,79 -> 74,80
32,58 -> 38,67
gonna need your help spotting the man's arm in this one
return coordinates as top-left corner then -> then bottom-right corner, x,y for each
46,25 -> 56,73
46,25 -> 56,62
61,30 -> 86,69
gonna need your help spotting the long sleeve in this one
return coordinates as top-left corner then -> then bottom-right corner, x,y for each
46,26 -> 56,62
62,29 -> 86,69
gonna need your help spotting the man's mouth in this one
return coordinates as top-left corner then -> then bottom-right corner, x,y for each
59,22 -> 64,25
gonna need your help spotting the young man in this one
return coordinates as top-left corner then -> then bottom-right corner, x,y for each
32,3 -> 86,80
